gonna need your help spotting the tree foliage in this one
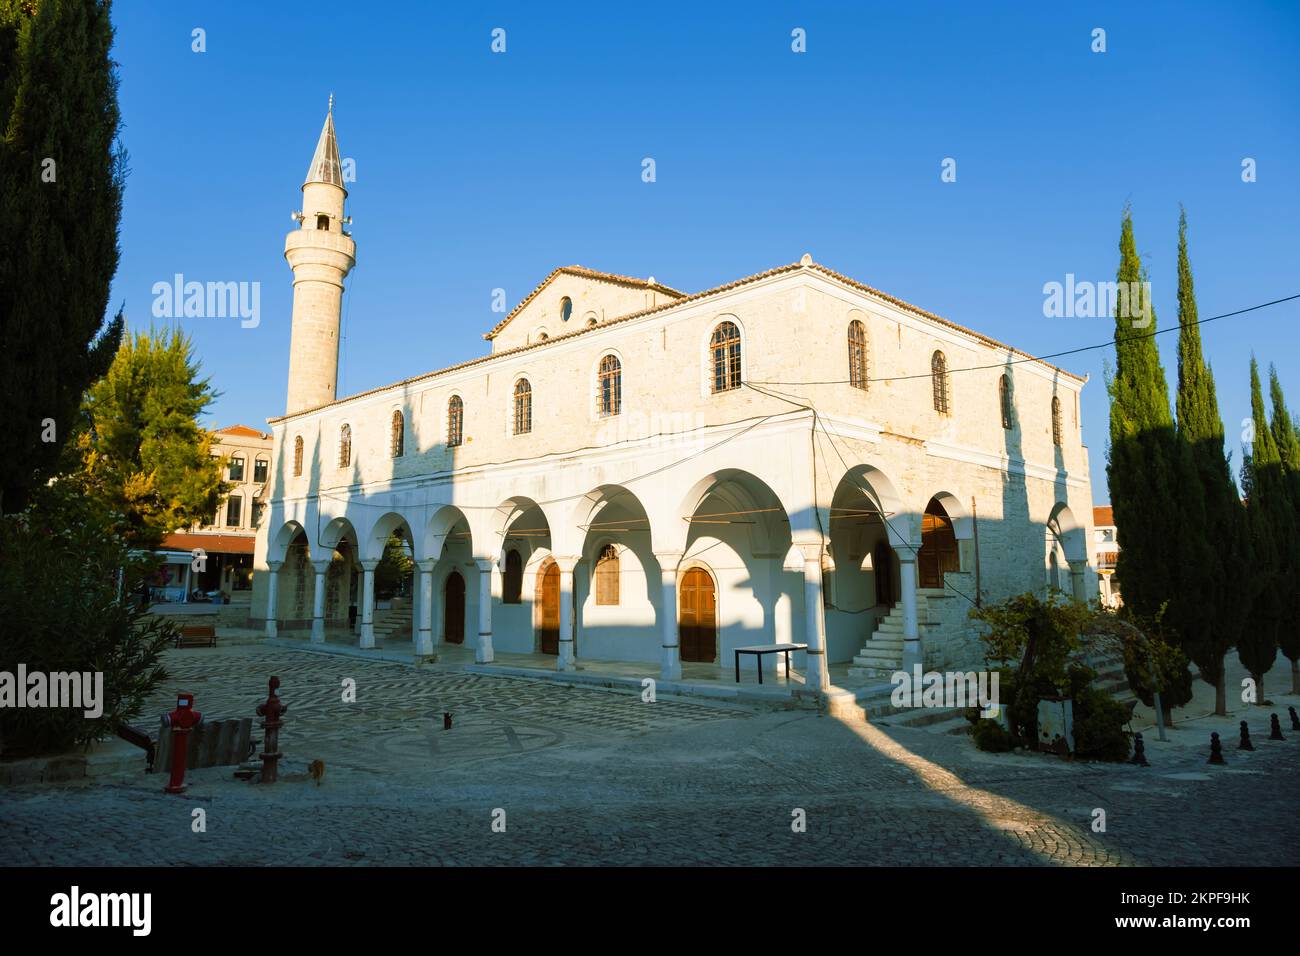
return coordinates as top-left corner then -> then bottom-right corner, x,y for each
68,327 -> 225,549
0,0 -> 126,512
1172,208 -> 1251,713
1106,207 -> 1206,692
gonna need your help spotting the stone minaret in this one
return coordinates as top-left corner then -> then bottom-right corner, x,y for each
284,97 -> 356,414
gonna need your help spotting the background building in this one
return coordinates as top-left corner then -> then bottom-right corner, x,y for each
157,424 -> 273,602
1092,505 -> 1121,608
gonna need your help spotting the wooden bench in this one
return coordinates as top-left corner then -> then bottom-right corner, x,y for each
734,643 -> 808,684
174,624 -> 218,648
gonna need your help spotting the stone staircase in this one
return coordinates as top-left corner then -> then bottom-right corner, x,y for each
370,597 -> 412,643
847,596 -> 934,679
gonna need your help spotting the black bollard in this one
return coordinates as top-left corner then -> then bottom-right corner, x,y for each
443,712 -> 453,730
1129,732 -> 1149,766
1208,732 -> 1226,765
1269,713 -> 1285,741
1289,706 -> 1299,731
1238,720 -> 1255,751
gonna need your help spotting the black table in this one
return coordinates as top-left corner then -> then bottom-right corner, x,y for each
733,643 -> 808,684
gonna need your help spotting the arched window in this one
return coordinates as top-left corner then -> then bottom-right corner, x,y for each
1052,396 -> 1063,446
228,455 -> 245,481
253,456 -> 269,483
594,544 -> 620,605
597,354 -> 622,417
931,351 -> 949,414
293,436 -> 303,477
513,379 -> 532,435
226,494 -> 242,528
503,549 -> 522,604
447,396 -> 463,447
710,321 -> 742,393
391,410 -> 405,457
848,319 -> 869,390
1049,550 -> 1061,591
338,423 -> 351,469
316,214 -> 329,231
560,297 -> 573,323
999,374 -> 1013,430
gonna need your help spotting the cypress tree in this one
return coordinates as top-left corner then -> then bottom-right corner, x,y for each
1266,366 -> 1300,693
1239,359 -> 1286,699
1173,208 -> 1251,715
1106,208 -> 1204,718
0,0 -> 126,512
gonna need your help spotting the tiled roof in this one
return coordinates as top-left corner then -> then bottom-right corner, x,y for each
161,532 -> 256,555
1093,505 -> 1114,527
216,425 -> 272,440
484,265 -> 686,340
269,258 -> 1087,424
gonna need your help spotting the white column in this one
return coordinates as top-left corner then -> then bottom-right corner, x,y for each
310,559 -> 331,644
264,561 -> 282,638
898,552 -> 921,670
801,546 -> 829,691
358,559 -> 378,648
1068,559 -> 1090,603
415,559 -> 435,657
556,558 -> 577,672
475,558 -> 495,663
655,553 -> 682,681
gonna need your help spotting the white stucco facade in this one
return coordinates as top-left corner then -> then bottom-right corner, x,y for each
251,109 -> 1098,688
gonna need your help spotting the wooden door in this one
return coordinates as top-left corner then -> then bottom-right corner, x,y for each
538,561 -> 560,654
918,506 -> 958,589
444,571 -> 465,644
678,568 -> 716,663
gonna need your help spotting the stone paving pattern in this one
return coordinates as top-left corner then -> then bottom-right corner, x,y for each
1,645 -> 1297,866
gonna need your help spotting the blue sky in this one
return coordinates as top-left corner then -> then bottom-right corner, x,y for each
107,1 -> 1300,503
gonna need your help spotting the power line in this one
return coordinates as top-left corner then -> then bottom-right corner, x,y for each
749,292 -> 1300,387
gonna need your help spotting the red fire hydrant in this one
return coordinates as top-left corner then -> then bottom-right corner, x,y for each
162,691 -> 202,794
255,676 -> 287,784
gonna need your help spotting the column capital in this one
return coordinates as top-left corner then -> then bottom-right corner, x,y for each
474,557 -> 496,573
796,541 -> 827,564
894,547 -> 918,565
652,550 -> 684,570
552,555 -> 580,574
1067,558 -> 1089,571
359,558 -> 380,572
267,560 -> 284,572
311,559 -> 333,574
416,558 -> 438,573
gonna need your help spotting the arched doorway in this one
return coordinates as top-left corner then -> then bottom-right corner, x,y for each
873,540 -> 895,606
444,571 -> 465,644
537,560 -> 560,654
918,497 -> 959,589
678,567 -> 717,663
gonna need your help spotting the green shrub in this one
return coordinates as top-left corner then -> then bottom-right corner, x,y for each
0,483 -> 174,758
971,718 -> 1017,752
1071,685 -> 1131,761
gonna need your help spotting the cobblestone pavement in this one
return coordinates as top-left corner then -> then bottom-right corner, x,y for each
2,645 -> 1297,866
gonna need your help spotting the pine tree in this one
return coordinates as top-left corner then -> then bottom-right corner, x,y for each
1239,359 -> 1286,699
1173,208 -> 1251,715
1106,207 -> 1206,718
69,328 -> 226,548
0,0 -> 126,512
1266,366 -> 1300,693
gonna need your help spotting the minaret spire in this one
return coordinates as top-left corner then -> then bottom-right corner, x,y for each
304,97 -> 344,190
284,100 -> 356,415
